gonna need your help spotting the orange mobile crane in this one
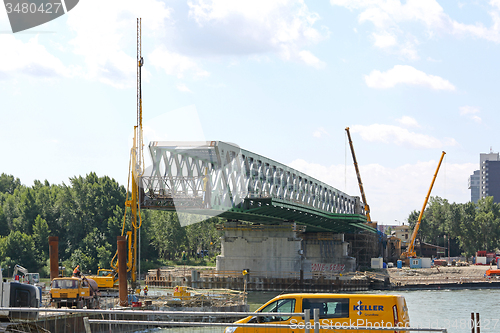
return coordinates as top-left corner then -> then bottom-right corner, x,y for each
345,127 -> 371,221
401,151 -> 446,260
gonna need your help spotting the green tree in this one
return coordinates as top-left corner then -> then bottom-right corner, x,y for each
457,201 -> 478,258
0,231 -> 38,272
2,193 -> 19,233
33,180 -> 62,236
0,173 -> 21,195
55,173 -> 126,258
81,227 -> 112,271
32,215 -> 51,262
69,249 -> 93,273
17,188 -> 40,234
96,245 -> 112,270
444,202 -> 463,256
185,216 -> 222,257
0,203 -> 7,236
475,197 -> 500,252
151,212 -> 187,260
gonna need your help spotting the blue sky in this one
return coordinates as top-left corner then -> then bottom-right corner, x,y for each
1,0 -> 497,225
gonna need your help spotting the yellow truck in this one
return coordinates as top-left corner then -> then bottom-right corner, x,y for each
225,293 -> 410,333
50,277 -> 100,309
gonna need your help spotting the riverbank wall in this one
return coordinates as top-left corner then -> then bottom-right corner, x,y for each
146,268 -> 372,292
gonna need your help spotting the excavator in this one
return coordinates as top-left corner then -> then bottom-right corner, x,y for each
401,151 -> 446,262
12,264 -> 41,287
87,19 -> 144,291
345,127 -> 371,221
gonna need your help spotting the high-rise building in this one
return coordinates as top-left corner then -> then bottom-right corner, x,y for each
468,170 -> 480,203
479,152 -> 500,203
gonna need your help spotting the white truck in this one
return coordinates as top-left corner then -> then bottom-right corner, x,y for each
0,266 -> 40,320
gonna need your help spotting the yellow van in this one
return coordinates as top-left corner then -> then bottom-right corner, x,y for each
226,293 -> 409,333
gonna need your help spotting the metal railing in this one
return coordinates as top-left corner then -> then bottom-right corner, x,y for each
0,307 -> 448,333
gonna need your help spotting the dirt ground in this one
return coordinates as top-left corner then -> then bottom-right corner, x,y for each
386,264 -> 499,284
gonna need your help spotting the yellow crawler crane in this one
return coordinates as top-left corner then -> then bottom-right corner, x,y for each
402,151 -> 446,260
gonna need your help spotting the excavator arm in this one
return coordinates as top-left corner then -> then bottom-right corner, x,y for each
13,264 -> 28,277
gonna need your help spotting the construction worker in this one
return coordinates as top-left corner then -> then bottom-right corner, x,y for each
73,265 -> 81,277
143,285 -> 148,296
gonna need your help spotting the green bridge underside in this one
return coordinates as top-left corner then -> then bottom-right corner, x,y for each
145,197 -> 376,234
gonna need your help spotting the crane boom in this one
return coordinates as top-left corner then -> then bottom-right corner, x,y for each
403,151 -> 446,258
345,127 -> 371,221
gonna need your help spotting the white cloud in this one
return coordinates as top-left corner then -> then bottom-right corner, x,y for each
459,106 -> 479,115
289,158 -> 475,223
0,35 -> 70,79
187,0 -> 327,67
364,65 -> 455,90
399,38 -> 419,60
459,106 -> 482,123
66,0 -> 171,88
177,83 -> 193,93
492,0 -> 500,10
372,32 -> 397,48
330,0 -> 500,58
298,50 -> 326,69
350,124 -> 457,149
150,47 -> 209,79
396,116 -> 420,128
313,127 -> 329,138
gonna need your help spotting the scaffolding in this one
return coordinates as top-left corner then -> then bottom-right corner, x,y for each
345,232 -> 380,269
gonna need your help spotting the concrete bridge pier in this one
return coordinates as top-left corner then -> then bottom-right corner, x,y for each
216,222 -> 356,279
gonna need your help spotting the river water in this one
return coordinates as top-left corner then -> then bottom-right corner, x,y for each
157,288 -> 500,333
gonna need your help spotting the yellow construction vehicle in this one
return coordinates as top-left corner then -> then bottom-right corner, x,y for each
50,276 -> 100,309
86,268 -> 118,289
345,127 -> 371,221
401,151 -> 446,260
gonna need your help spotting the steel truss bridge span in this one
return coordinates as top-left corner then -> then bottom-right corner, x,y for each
140,141 -> 374,233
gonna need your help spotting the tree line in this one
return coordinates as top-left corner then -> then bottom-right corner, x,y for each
2,171 -> 497,276
407,196 -> 500,258
0,172 -> 222,277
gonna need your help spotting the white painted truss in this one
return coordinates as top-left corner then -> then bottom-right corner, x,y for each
141,141 -> 364,217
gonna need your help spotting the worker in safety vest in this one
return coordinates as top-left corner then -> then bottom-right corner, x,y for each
143,285 -> 148,296
73,265 -> 81,277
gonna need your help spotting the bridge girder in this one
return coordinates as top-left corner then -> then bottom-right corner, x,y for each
140,141 -> 373,233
